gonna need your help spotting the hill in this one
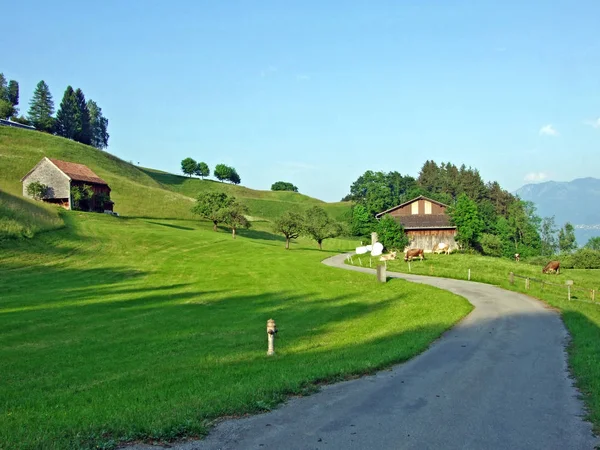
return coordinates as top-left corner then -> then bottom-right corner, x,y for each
0,127 -> 350,224
515,178 -> 600,245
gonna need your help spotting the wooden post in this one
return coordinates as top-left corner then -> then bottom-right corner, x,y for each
377,264 -> 386,283
509,272 -> 514,285
468,269 -> 471,281
408,261 -> 411,273
566,280 -> 573,301
371,232 -> 378,245
267,319 -> 277,356
593,289 -> 596,303
525,278 -> 530,290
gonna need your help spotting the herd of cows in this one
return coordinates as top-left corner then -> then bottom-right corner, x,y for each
374,243 -> 562,275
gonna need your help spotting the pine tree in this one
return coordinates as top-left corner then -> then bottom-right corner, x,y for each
87,100 -> 109,149
73,89 -> 91,145
7,80 -> 19,106
55,86 -> 79,139
28,81 -> 55,132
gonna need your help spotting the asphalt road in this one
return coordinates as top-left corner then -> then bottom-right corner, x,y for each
128,254 -> 599,450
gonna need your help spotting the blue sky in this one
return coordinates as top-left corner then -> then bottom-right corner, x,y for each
4,1 -> 600,201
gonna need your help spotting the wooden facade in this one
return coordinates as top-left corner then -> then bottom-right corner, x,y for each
376,195 -> 458,253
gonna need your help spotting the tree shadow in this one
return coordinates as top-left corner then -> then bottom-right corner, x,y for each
145,221 -> 195,231
236,228 -> 285,242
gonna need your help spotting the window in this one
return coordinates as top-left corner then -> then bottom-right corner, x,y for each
424,201 -> 432,214
411,201 -> 419,215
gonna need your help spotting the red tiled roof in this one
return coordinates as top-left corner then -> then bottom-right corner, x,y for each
392,214 -> 455,230
49,159 -> 108,185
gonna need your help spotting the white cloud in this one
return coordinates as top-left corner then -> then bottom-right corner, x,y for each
295,74 -> 310,81
539,124 -> 558,136
524,172 -> 549,182
584,118 -> 600,128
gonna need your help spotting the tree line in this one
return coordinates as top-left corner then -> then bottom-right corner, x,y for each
0,73 -> 109,149
345,160 -> 590,259
181,158 -> 241,184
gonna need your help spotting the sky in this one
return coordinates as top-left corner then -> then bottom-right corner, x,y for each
4,0 -> 600,202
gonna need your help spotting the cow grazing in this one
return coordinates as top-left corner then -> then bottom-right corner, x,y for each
515,253 -> 520,262
380,251 -> 397,262
542,260 -> 560,274
433,242 -> 451,255
404,248 -> 425,262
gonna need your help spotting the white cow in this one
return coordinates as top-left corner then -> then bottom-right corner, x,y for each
433,242 -> 451,255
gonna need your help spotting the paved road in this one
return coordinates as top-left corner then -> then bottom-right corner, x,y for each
129,254 -> 598,450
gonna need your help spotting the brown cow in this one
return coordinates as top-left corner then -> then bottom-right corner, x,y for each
542,260 -> 560,274
404,248 -> 424,262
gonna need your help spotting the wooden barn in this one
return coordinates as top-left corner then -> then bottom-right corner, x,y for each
21,157 -> 114,212
376,195 -> 457,252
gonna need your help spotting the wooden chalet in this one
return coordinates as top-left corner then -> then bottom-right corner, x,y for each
21,157 -> 114,212
376,195 -> 457,252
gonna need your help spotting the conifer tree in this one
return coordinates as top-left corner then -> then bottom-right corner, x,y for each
28,81 -> 55,132
87,99 -> 109,148
73,88 -> 91,145
55,86 -> 79,139
7,80 -> 19,106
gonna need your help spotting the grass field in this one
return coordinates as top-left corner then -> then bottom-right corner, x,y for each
354,253 -> 600,433
0,190 -> 64,240
0,214 -> 472,449
0,127 -> 350,223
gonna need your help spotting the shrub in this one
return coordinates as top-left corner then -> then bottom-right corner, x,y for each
479,233 -> 503,257
71,184 -> 93,211
561,249 -> 600,269
26,181 -> 48,200
376,214 -> 408,251
271,181 -> 298,192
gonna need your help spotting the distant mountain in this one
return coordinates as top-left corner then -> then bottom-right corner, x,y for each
514,177 -> 600,246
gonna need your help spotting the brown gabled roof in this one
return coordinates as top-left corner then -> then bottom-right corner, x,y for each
375,195 -> 449,218
392,214 -> 455,230
49,159 -> 109,185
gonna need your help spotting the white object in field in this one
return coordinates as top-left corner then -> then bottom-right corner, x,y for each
371,242 -> 383,256
366,245 -> 373,251
356,246 -> 369,255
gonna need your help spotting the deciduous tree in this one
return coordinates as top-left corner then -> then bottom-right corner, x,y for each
195,162 -> 210,179
271,181 -> 298,192
0,99 -> 14,120
376,214 -> 408,251
228,168 -> 241,184
191,192 -> 234,231
55,86 -> 78,139
585,237 -> 600,251
87,100 -> 110,149
540,216 -> 558,256
214,164 -> 231,182
219,200 -> 250,239
449,193 -> 484,250
28,81 -> 55,132
558,222 -> 577,253
274,211 -> 304,249
181,158 -> 197,177
304,206 -> 341,250
7,80 -> 18,106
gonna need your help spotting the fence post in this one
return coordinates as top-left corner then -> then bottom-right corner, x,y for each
377,264 -> 386,283
509,272 -> 514,285
408,261 -> 411,273
525,278 -> 530,290
593,289 -> 596,303
566,280 -> 573,301
468,269 -> 471,281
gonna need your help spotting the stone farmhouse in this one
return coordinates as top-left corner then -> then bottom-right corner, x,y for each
376,195 -> 457,252
21,157 -> 114,212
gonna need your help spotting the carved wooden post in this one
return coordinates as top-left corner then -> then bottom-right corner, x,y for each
267,319 -> 277,356
509,272 -> 514,285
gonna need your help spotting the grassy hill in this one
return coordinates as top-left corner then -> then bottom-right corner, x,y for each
0,127 -> 350,224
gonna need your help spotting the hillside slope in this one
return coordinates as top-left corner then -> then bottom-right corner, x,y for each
515,178 -> 600,245
0,127 -> 350,222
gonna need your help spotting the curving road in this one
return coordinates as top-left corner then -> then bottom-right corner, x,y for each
130,254 -> 598,450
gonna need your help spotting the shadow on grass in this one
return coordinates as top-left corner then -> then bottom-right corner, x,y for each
145,221 -> 195,231
236,228 -> 285,242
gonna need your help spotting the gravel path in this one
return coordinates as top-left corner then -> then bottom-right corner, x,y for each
127,254 -> 598,450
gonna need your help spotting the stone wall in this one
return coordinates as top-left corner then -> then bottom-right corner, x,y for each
22,159 -> 71,201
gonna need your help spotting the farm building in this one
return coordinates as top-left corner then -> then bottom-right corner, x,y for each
21,157 -> 114,212
376,195 -> 457,252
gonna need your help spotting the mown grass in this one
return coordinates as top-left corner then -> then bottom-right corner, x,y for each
0,215 -> 472,449
0,127 -> 350,222
356,252 -> 600,433
0,189 -> 64,240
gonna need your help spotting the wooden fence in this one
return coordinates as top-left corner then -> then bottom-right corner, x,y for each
509,272 -> 598,305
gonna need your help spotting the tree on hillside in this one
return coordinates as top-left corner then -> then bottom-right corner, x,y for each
505,200 -> 542,256
304,206 -> 342,250
181,158 -> 197,177
585,237 -> 600,251
87,99 -> 109,149
74,88 -> 92,145
558,222 -> 577,253
219,200 -> 250,239
479,233 -> 503,257
55,86 -> 79,139
228,168 -> 241,184
540,216 -> 558,256
195,162 -> 210,179
274,211 -> 304,249
350,204 -> 376,239
192,192 -> 234,231
271,181 -> 298,192
449,193 -> 484,250
0,73 -> 7,101
214,164 -> 232,182
8,80 -> 18,107
0,99 -> 14,120
28,81 -> 55,132
376,214 -> 408,251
